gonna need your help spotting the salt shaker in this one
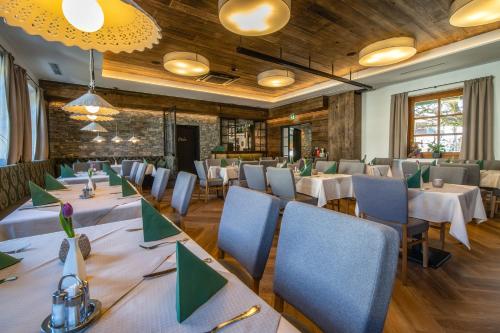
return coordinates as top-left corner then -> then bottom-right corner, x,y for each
51,290 -> 67,328
65,284 -> 83,329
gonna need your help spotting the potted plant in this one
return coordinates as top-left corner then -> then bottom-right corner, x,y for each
427,142 -> 445,158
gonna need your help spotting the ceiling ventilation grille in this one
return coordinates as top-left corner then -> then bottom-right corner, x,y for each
49,63 -> 62,75
196,71 -> 239,85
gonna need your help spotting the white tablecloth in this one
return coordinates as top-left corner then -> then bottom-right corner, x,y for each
208,166 -> 239,185
0,219 -> 298,333
408,184 -> 487,249
480,170 -> 500,189
295,174 -> 353,207
366,165 -> 392,177
59,171 -> 109,185
0,183 -> 141,241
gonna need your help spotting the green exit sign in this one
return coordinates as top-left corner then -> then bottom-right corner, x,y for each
289,113 -> 296,120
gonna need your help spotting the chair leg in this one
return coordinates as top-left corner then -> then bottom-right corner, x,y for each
439,224 -> 446,250
252,278 -> 260,294
422,231 -> 429,269
205,185 -> 209,203
198,186 -> 201,201
402,225 -> 408,286
491,195 -> 497,218
274,294 -> 284,312
217,248 -> 225,259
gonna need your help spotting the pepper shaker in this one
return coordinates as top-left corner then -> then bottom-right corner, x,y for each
51,290 -> 67,328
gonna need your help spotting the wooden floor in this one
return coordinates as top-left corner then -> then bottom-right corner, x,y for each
158,189 -> 500,333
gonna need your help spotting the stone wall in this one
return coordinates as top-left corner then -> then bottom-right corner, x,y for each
48,102 -> 220,160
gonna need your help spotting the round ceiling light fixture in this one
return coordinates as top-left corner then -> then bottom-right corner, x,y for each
70,114 -> 114,122
163,52 -> 210,76
359,37 -> 417,67
0,0 -> 161,53
449,0 -> 500,27
218,0 -> 291,36
257,69 -> 295,88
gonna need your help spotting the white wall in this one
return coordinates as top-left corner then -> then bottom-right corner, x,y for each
362,60 -> 500,160
0,33 -> 38,82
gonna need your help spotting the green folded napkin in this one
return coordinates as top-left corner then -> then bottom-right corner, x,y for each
60,164 -> 76,178
300,163 -> 312,176
324,163 -> 337,174
431,160 -> 437,166
406,170 -> 421,189
121,178 -> 137,197
0,252 -> 21,270
102,162 -> 112,175
360,154 -> 366,163
29,181 -> 60,206
44,172 -> 67,191
422,166 -> 430,183
141,198 -> 180,242
220,159 -> 228,167
109,172 -> 122,186
476,160 -> 484,170
370,158 -> 376,165
143,158 -> 148,164
176,241 -> 227,323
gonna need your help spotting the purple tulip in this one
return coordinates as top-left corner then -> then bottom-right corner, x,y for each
62,202 -> 73,218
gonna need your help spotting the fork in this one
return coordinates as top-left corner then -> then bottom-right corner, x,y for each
139,238 -> 188,250
4,243 -> 31,254
203,305 -> 261,333
143,258 -> 212,278
0,276 -> 17,285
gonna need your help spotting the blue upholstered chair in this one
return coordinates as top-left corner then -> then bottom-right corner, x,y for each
150,168 -> 170,209
259,159 -> 278,172
134,162 -> 147,192
267,167 -> 317,209
244,164 -> 267,192
169,171 -> 197,229
194,160 -> 224,202
126,162 -> 140,182
314,160 -> 336,173
231,161 -> 258,187
274,202 -> 399,333
483,160 -> 500,170
72,161 -> 90,173
338,160 -> 365,175
121,159 -> 140,177
352,175 -> 429,285
439,162 -> 480,186
205,158 -> 221,170
430,166 -> 466,185
401,161 -> 431,178
371,158 -> 393,166
217,186 -> 280,293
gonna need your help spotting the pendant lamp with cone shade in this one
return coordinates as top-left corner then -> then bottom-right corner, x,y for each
63,50 -> 119,116
70,114 -> 114,122
92,133 -> 106,143
111,123 -> 123,143
0,0 -> 161,53
80,122 -> 108,133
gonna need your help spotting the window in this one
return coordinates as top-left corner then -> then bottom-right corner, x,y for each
0,52 -> 8,166
408,89 -> 463,158
28,81 -> 38,160
220,118 -> 266,152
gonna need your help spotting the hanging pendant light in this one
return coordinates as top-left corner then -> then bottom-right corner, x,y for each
163,52 -> 210,76
449,0 -> 500,27
0,0 -> 161,53
128,131 -> 140,143
359,37 -> 417,67
63,50 -> 119,116
257,69 -> 295,87
92,132 -> 106,143
70,114 -> 114,122
80,122 -> 108,132
111,123 -> 123,143
218,0 -> 291,36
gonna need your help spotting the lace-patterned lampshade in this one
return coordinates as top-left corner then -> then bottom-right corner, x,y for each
70,114 -> 114,122
0,0 -> 161,53
80,122 -> 108,132
63,91 -> 119,116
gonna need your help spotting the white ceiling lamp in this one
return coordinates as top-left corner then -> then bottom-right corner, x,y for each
128,133 -> 140,144
63,50 -> 119,116
218,0 -> 291,36
449,0 -> 500,27
163,52 -> 210,77
92,133 -> 106,143
257,69 -> 295,88
70,114 -> 114,122
80,122 -> 108,132
0,0 -> 161,53
111,123 -> 123,143
359,37 -> 417,67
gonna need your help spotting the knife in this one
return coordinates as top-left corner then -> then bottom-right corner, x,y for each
143,267 -> 176,279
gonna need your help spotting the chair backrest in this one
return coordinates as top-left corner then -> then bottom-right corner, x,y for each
352,175 -> 408,225
259,159 -> 278,171
276,157 -> 288,163
484,160 -> 500,170
438,163 -> 480,186
430,166 -> 466,185
224,158 -> 239,166
315,161 -> 336,173
128,162 -> 140,182
259,156 -> 274,161
401,161 -> 431,177
72,162 -> 90,173
193,160 -> 207,181
151,168 -> 170,201
275,202 -> 399,333
267,167 -> 296,200
218,186 -> 280,279
372,158 -> 393,166
339,161 -> 365,175
244,165 -> 267,192
171,171 -> 197,216
120,159 -> 140,177
238,161 -> 259,182
134,163 -> 147,186
205,158 -> 221,170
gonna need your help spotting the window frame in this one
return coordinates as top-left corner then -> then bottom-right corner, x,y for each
408,88 -> 463,159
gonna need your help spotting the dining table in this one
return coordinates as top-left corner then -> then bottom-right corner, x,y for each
480,170 -> 500,189
294,173 -> 354,207
58,171 -> 110,185
0,219 -> 299,333
208,165 -> 239,185
0,183 -> 142,241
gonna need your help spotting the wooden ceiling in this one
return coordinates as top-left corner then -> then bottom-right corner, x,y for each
103,0 -> 500,99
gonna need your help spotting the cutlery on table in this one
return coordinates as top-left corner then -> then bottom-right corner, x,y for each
4,243 -> 31,254
143,258 -> 212,279
19,203 -> 60,210
125,228 -> 143,232
139,238 -> 189,250
203,305 -> 261,333
0,276 -> 18,285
